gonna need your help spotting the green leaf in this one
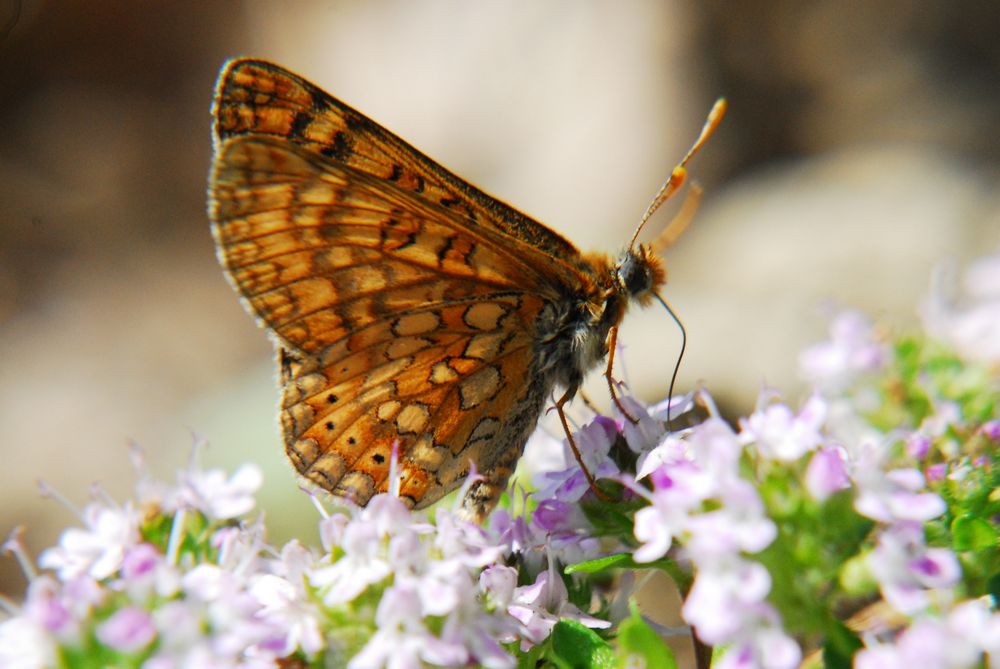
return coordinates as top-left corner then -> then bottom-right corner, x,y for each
822,619 -> 863,669
565,554 -> 632,574
952,514 -> 999,551
581,495 -> 643,538
563,554 -> 693,596
987,571 -> 1000,602
549,619 -> 615,669
616,603 -> 678,669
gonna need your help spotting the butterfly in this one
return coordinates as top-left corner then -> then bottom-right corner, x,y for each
209,58 -> 724,521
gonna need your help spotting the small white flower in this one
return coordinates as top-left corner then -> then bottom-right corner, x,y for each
0,615 -> 56,669
120,543 -> 180,601
715,625 -> 801,669
507,561 -> 610,650
250,573 -> 324,655
177,463 -> 262,520
739,394 -> 826,461
682,558 -> 772,644
149,600 -> 203,658
95,606 -> 156,653
617,395 -> 664,453
805,446 -> 850,500
632,498 -> 679,563
799,309 -> 886,390
311,517 -> 391,606
348,585 -> 469,669
432,509 -> 504,569
408,551 -> 465,617
38,502 -> 139,581
922,252 -> 1000,364
867,522 -> 961,615
533,416 -> 620,503
479,565 -> 517,609
855,464 -> 946,524
856,598 -> 999,669
685,483 -> 777,560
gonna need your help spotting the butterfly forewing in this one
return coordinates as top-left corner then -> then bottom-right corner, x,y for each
209,59 -> 593,516
212,136 -> 540,353
212,59 -> 590,283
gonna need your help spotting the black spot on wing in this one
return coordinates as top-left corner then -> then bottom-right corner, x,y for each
320,130 -> 353,162
290,111 -> 312,140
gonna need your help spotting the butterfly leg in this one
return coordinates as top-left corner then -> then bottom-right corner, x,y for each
554,389 -> 613,503
604,326 -> 640,424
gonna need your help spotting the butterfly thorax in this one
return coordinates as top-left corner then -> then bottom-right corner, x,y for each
533,244 -> 666,399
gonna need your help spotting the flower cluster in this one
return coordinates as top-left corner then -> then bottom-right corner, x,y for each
629,401 -> 800,669
0,449 -> 283,668
308,496 -> 515,669
0,442 -> 621,668
3,252 -> 999,668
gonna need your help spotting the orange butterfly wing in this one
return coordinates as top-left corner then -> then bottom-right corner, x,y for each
213,59 -> 593,285
210,59 -> 603,517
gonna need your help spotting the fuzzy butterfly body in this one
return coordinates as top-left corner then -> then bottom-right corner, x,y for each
209,59 -> 694,521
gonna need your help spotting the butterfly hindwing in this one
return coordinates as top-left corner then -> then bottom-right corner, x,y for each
277,292 -> 547,511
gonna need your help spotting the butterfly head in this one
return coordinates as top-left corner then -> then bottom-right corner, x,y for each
614,244 -> 666,307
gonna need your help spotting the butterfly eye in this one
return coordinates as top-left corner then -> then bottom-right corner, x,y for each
616,250 -> 652,297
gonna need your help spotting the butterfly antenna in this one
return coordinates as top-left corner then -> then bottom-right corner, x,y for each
629,98 -> 727,249
650,182 -> 703,255
654,292 -> 686,431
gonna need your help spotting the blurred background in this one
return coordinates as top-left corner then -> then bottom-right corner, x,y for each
1,0 -> 998,641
